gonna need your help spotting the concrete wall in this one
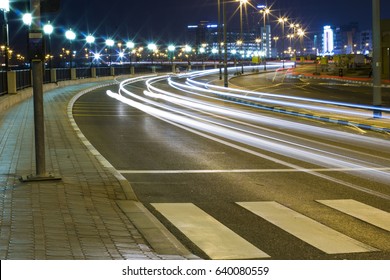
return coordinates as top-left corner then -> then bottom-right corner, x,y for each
0,75 -> 118,114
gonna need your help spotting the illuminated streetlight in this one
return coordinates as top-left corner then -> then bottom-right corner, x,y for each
105,39 -> 114,65
86,34 -> 95,44
0,0 -> 9,11
278,17 -> 288,68
259,6 -> 270,70
43,22 -> 54,68
147,43 -> 157,64
65,29 -> 76,68
22,13 -> 32,26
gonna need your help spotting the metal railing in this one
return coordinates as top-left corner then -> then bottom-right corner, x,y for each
16,69 -> 32,90
0,64 -> 177,95
0,71 -> 7,96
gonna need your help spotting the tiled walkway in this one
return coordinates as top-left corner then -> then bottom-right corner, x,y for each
0,82 -> 193,260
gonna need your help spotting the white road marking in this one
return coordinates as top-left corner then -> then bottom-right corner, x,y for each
237,201 -> 377,254
151,203 -> 270,259
119,167 -> 390,174
317,199 -> 390,232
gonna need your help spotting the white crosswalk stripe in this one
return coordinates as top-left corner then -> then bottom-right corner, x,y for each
151,203 -> 270,259
317,199 -> 390,232
237,201 -> 378,254
151,200 -> 383,259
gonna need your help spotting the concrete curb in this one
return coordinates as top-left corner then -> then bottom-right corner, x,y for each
67,82 -> 198,258
212,91 -> 390,134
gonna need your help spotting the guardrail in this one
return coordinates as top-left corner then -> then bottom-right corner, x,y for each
0,71 -> 7,96
0,63 -> 216,95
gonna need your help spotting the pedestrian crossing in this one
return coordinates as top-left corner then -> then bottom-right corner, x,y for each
151,199 -> 389,259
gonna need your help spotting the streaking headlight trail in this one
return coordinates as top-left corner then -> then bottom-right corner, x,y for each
106,70 -> 390,196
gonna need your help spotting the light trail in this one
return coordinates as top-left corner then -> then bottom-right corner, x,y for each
106,74 -> 390,191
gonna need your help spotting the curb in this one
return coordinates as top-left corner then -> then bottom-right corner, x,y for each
67,81 -> 198,258
211,92 -> 390,134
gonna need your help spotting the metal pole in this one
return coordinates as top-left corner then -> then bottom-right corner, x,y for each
263,9 -> 267,71
22,0 -> 59,181
2,10 -> 9,70
282,21 -> 285,69
223,0 -> 228,87
31,0 -> 46,177
240,2 -> 243,74
218,0 -> 222,80
372,0 -> 382,118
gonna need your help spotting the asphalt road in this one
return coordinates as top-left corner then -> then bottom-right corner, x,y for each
73,71 -> 390,260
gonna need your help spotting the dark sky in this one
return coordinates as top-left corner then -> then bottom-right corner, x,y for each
6,0 -> 390,48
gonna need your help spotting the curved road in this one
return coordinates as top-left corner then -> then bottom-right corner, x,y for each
73,68 -> 390,260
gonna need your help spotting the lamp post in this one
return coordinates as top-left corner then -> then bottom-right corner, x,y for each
126,41 -> 135,66
372,0 -> 382,118
259,5 -> 270,70
43,22 -> 53,68
168,44 -> 175,65
21,0 -> 60,181
278,17 -> 287,68
236,0 -> 247,74
147,43 -> 157,65
86,34 -> 95,67
1,0 -> 10,70
105,39 -> 114,66
65,29 -> 76,68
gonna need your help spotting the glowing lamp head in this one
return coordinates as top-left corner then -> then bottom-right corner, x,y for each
86,35 -> 95,44
126,41 -> 135,49
65,29 -> 76,41
22,13 -> 32,26
43,23 -> 54,35
147,43 -> 157,51
0,0 -> 10,12
106,39 -> 115,47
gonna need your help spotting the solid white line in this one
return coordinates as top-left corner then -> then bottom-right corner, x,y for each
317,199 -> 390,232
118,167 -> 390,174
151,203 -> 270,260
237,201 -> 377,254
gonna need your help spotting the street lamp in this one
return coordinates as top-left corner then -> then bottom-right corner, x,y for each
168,44 -> 175,65
22,13 -> 32,26
65,29 -> 76,68
105,38 -> 114,66
236,0 -> 247,74
259,5 -> 270,70
85,35 -> 95,66
278,17 -> 288,68
43,21 -> 53,68
126,41 -> 135,65
1,0 -> 10,70
147,43 -> 157,64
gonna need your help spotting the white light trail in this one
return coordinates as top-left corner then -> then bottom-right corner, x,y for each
106,76 -> 390,188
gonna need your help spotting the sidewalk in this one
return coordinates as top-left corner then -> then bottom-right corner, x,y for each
0,80 -> 197,260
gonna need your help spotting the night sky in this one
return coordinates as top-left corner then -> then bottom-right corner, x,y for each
6,0 -> 390,49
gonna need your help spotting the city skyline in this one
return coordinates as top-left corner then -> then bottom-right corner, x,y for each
2,0 -> 390,58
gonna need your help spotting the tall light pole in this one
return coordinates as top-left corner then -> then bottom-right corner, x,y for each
278,17 -> 287,68
147,43 -> 157,65
259,5 -> 270,70
65,29 -> 76,68
372,0 -> 382,118
105,38 -> 114,66
126,41 -> 135,66
86,34 -> 95,67
217,0 -> 222,80
237,0 -> 247,74
223,0 -> 228,87
43,22 -> 53,68
22,0 -> 60,181
1,0 -> 9,70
